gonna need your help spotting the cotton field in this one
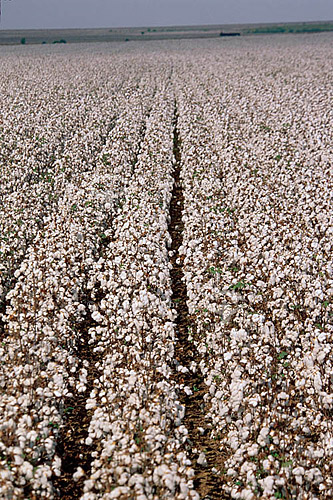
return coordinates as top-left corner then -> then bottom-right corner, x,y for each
0,33 -> 332,500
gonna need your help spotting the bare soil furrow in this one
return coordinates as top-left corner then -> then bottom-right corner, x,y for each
169,104 -> 226,500
53,312 -> 103,499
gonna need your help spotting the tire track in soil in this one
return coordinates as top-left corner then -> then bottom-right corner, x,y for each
53,112 -> 151,500
169,102 -> 227,500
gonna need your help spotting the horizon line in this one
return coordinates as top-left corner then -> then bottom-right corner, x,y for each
1,19 -> 333,31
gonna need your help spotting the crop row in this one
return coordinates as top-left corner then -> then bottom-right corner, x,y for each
175,37 -> 332,499
80,84 -> 197,500
0,50 -> 160,499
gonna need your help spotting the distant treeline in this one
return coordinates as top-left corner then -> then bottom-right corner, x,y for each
220,32 -> 240,37
245,23 -> 333,35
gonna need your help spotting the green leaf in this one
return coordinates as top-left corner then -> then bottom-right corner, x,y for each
230,280 -> 246,290
48,422 -> 59,429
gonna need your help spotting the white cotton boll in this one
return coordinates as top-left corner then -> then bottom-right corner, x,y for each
77,382 -> 86,393
304,468 -> 320,483
292,467 -> 305,476
180,483 -> 189,496
85,437 -> 93,446
242,489 -> 254,500
128,474 -> 145,487
73,467 -> 85,481
257,427 -> 270,446
52,456 -> 61,476
273,288 -> 283,299
118,473 -> 129,486
197,452 -> 208,467
230,488 -> 241,498
140,292 -> 149,306
27,430 -> 38,443
314,373 -> 322,391
257,280 -> 266,288
304,356 -> 314,369
318,332 -> 326,342
238,328 -> 247,340
164,476 -> 176,492
132,300 -> 142,315
314,289 -> 323,299
316,351 -> 326,364
184,386 -> 193,395
128,374 -> 136,388
209,384 -> 216,396
244,413 -> 252,425
84,479 -> 95,491
21,461 -> 34,480
249,395 -> 260,408
248,444 -> 259,456
233,369 -> 242,379
14,454 -> 24,466
262,459 -> 271,471
91,311 -> 103,322
159,271 -> 167,283
260,476 -> 275,494
215,390 -> 223,400
44,438 -> 54,453
109,487 -> 130,498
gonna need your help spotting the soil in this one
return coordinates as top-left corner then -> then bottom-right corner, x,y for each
168,103 -> 228,499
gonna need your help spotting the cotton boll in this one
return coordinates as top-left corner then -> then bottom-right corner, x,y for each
91,311 -> 104,322
73,467 -> 85,481
197,452 -> 208,467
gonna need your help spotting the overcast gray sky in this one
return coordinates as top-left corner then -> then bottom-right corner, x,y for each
1,0 -> 332,30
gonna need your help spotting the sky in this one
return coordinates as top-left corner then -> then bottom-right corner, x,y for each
1,0 -> 332,30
